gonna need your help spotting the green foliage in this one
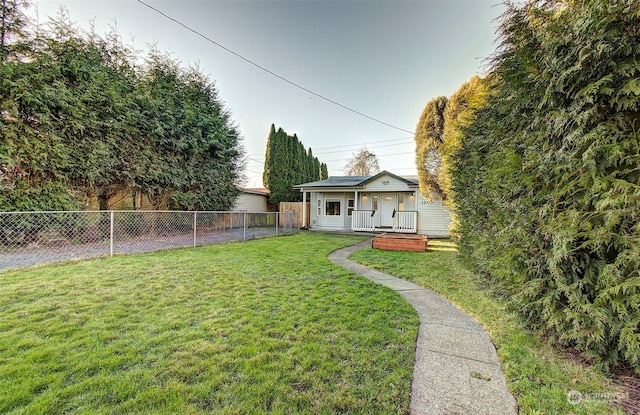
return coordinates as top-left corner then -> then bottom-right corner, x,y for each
262,124 -> 325,204
440,76 -> 486,203
0,0 -> 30,62
450,0 -> 640,371
1,3 -> 244,211
414,95 -> 447,199
137,49 -> 243,210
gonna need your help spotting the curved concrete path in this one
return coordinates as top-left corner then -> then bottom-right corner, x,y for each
328,240 -> 517,415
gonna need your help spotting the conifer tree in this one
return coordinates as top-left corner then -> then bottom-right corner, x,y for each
1,3 -> 244,211
0,0 -> 30,62
262,125 -> 326,204
449,0 -> 640,370
320,163 -> 328,180
415,96 -> 447,199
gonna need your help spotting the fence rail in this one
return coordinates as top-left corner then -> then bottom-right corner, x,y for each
0,210 -> 298,271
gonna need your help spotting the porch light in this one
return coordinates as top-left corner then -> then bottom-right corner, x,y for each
409,192 -> 416,200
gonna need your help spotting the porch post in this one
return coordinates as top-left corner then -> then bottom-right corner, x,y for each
301,188 -> 306,229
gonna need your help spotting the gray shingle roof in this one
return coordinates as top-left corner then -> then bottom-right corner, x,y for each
295,176 -> 370,188
294,171 -> 419,189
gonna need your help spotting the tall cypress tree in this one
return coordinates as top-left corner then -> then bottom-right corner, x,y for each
262,123 -> 276,192
262,125 -> 327,204
415,95 -> 447,199
320,163 -> 328,180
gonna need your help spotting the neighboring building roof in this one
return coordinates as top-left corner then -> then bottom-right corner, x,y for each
242,188 -> 270,196
294,170 -> 419,189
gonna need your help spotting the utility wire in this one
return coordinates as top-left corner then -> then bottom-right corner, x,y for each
311,136 -> 414,151
248,136 -> 414,157
323,151 -> 415,163
136,0 -> 415,135
315,140 -> 414,156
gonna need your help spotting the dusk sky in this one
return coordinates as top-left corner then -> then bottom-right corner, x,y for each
29,0 -> 505,188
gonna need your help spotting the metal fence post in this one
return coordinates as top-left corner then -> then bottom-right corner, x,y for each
193,211 -> 197,248
275,212 -> 279,236
243,211 -> 247,241
109,210 -> 114,258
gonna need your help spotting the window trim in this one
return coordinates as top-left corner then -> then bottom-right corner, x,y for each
325,199 -> 342,216
347,199 -> 355,216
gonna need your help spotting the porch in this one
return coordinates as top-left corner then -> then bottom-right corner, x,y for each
351,210 -> 418,233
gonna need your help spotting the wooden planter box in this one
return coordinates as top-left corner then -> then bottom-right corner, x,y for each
372,233 -> 428,252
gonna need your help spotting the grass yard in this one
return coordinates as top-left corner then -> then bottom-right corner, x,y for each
0,233 -> 418,415
350,239 -> 628,415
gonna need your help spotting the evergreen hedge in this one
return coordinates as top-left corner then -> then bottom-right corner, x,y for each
449,0 -> 640,370
1,3 -> 244,211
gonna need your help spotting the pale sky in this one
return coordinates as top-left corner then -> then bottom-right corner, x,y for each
28,0 -> 504,188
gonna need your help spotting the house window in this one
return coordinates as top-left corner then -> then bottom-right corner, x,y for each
372,194 -> 379,211
317,199 -> 321,216
325,199 -> 341,216
398,194 -> 405,211
347,199 -> 354,216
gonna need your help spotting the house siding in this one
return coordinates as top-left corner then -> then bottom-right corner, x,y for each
309,192 -> 321,228
234,192 -> 269,213
297,172 -> 451,237
322,192 -> 347,229
416,193 -> 451,237
362,176 -> 413,192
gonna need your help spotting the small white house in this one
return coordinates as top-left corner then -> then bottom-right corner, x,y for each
294,171 -> 451,237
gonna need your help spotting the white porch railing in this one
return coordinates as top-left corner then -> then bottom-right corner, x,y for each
352,210 -> 376,232
393,211 -> 417,233
351,210 -> 417,233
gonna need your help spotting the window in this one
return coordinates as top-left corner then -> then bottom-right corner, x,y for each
398,194 -> 405,211
347,199 -> 355,216
325,200 -> 341,216
372,194 -> 379,211
317,199 -> 321,216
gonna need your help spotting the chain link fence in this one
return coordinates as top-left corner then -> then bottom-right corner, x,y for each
0,210 -> 298,271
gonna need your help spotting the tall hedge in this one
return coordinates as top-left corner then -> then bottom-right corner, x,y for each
1,3 -> 244,211
450,0 -> 640,370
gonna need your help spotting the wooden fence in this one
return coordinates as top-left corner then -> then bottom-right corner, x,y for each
279,202 -> 310,228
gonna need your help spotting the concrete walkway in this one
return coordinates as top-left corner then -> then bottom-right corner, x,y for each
328,240 -> 518,415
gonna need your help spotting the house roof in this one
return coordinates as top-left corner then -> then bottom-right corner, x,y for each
242,188 -> 270,196
294,170 -> 419,189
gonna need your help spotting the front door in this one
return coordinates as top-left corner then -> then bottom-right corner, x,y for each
379,194 -> 396,228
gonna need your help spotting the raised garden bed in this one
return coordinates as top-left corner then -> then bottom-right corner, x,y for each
372,233 -> 428,252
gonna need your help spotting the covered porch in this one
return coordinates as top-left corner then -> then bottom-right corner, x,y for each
299,187 -> 418,234
351,209 -> 418,233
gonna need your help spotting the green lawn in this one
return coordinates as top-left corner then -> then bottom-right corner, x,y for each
350,239 -> 628,415
0,233 -> 418,415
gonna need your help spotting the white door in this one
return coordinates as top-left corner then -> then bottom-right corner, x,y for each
380,194 -> 396,228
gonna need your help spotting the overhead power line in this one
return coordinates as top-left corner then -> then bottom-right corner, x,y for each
248,136 -> 414,157
315,140 -> 414,156
323,150 -> 415,163
136,0 -> 415,135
